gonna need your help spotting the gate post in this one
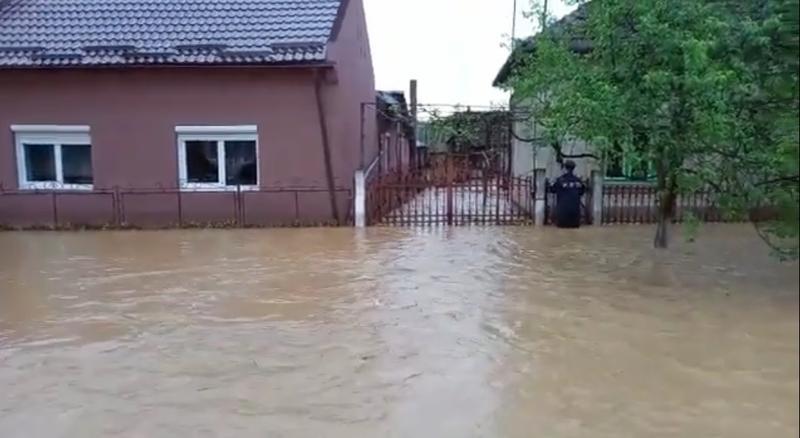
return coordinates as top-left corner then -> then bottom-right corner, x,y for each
354,170 -> 366,228
534,168 -> 546,226
591,170 -> 604,225
446,156 -> 454,225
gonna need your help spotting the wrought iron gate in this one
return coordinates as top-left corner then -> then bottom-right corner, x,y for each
366,153 -> 535,226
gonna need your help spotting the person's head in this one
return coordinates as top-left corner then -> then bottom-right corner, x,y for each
564,160 -> 576,174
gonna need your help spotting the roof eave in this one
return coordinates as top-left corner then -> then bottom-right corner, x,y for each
328,0 -> 352,42
493,61 -> 514,88
0,60 -> 336,71
493,39 -> 535,88
493,3 -> 590,88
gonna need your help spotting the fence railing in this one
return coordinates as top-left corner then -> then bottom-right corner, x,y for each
601,183 -> 771,224
361,131 -> 427,226
0,186 -> 352,229
369,175 -> 534,226
364,150 -> 533,226
602,183 -> 657,224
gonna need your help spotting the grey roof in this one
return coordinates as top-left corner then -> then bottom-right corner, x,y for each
0,0 -> 343,67
376,90 -> 405,107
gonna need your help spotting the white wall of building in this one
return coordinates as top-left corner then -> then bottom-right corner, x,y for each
510,95 -> 599,182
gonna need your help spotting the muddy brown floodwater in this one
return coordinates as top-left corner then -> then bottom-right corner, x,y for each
0,225 -> 797,437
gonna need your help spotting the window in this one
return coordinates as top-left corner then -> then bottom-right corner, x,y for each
604,143 -> 654,181
605,153 -> 625,179
176,126 -> 258,190
13,125 -> 93,190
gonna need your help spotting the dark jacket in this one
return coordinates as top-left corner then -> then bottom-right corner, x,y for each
549,172 -> 585,228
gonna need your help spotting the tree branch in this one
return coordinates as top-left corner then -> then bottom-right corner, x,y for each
561,152 -> 601,160
755,175 -> 800,187
752,221 -> 798,260
551,140 -> 600,164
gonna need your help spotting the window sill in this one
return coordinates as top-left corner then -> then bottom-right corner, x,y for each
179,184 -> 260,192
604,179 -> 656,186
19,183 -> 93,191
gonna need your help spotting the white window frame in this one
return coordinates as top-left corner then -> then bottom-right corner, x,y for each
176,126 -> 259,191
13,125 -> 93,191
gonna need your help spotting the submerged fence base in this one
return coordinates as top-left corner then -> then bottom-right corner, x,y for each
601,182 -> 774,225
356,167 -> 773,228
0,186 -> 352,230
371,177 -> 534,226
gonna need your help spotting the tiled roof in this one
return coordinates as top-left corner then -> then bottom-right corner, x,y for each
0,0 -> 342,67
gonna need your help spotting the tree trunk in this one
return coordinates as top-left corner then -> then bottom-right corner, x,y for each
654,177 -> 677,249
654,209 -> 671,248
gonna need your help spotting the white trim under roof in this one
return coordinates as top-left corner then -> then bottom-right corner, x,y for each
11,124 -> 91,133
175,125 -> 258,134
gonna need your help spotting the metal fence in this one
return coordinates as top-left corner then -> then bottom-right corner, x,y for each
365,151 -> 534,226
0,186 -> 352,229
369,175 -> 534,226
601,183 -> 771,224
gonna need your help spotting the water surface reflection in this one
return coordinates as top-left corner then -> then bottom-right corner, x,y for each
0,225 -> 797,437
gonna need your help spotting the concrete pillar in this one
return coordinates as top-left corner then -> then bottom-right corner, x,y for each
534,168 -> 547,226
591,170 -> 604,225
354,170 -> 366,228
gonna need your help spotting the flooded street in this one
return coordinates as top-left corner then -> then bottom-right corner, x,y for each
0,225 -> 797,437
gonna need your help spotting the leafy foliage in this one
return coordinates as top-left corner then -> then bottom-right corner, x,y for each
506,0 -> 799,254
425,109 -> 512,153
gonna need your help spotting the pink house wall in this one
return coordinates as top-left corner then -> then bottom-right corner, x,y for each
325,0 -> 377,171
0,67 -> 334,190
0,0 -> 377,228
0,68 -> 347,226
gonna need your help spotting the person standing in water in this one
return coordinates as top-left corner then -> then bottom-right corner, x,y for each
548,160 -> 585,228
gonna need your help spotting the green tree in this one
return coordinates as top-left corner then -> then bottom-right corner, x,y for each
508,0 -> 799,253
711,0 -> 799,258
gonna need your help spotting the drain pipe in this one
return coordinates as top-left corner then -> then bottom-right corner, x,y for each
354,169 -> 366,227
314,69 -> 341,224
534,168 -> 546,225
591,169 -> 603,225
